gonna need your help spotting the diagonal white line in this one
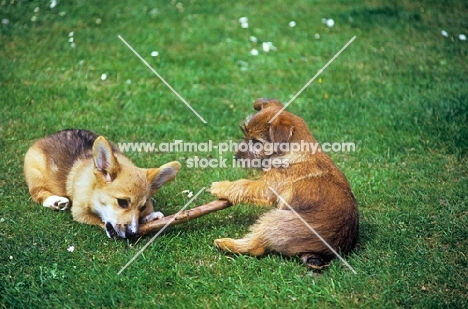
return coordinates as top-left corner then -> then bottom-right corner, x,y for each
268,186 -> 357,274
117,187 -> 206,275
268,36 -> 356,123
118,35 -> 207,124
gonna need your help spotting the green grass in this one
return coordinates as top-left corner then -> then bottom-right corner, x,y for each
1,0 -> 467,308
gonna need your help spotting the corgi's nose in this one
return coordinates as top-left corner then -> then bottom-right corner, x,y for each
125,229 -> 137,239
126,214 -> 139,239
125,224 -> 138,239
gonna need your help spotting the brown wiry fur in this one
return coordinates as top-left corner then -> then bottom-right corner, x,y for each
210,99 -> 358,269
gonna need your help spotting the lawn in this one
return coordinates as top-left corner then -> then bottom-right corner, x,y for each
1,0 -> 467,308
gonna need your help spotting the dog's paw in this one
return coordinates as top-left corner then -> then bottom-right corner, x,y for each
141,211 -> 164,223
210,181 -> 231,200
300,253 -> 331,270
214,238 -> 234,252
43,195 -> 70,210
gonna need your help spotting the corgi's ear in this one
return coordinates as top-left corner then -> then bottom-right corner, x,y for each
269,115 -> 294,149
147,161 -> 181,192
92,136 -> 119,182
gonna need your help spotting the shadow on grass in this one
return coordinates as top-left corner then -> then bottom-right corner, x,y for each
353,219 -> 378,255
413,93 -> 468,156
343,5 -> 422,29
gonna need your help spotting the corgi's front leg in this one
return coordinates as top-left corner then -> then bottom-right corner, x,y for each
141,211 -> 164,223
140,198 -> 164,224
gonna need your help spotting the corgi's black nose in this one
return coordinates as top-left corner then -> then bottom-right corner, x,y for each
125,229 -> 138,239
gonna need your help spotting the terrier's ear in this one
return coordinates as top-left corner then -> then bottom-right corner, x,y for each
92,136 -> 119,182
147,161 -> 182,192
269,115 -> 294,145
253,98 -> 284,111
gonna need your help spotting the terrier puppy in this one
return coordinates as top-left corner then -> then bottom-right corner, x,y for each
210,98 -> 359,269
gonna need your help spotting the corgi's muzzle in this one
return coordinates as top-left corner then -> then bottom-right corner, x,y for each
105,222 -> 138,239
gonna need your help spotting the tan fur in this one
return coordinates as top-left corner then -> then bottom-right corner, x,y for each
210,99 -> 359,269
24,129 -> 181,238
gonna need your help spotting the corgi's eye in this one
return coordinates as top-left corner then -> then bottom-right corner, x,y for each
141,205 -> 147,211
117,199 -> 129,209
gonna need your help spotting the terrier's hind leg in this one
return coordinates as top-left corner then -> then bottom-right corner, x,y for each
214,237 -> 266,256
215,226 -> 267,256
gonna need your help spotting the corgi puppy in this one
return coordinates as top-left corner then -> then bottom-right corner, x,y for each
24,129 -> 181,238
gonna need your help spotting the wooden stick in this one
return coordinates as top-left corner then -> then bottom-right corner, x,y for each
137,199 -> 232,236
